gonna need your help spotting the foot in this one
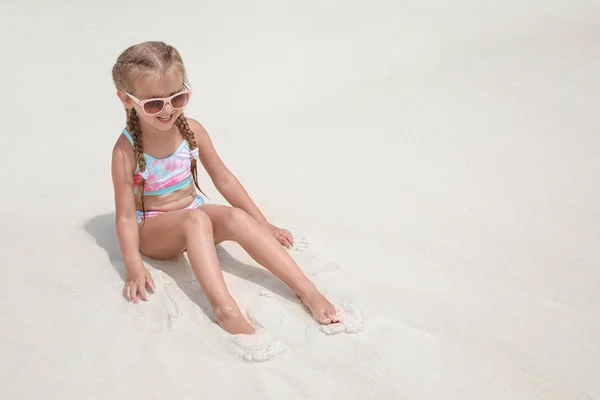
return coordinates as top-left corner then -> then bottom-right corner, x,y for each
214,305 -> 255,335
298,286 -> 340,325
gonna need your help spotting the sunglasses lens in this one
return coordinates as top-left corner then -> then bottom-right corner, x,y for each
171,92 -> 190,108
144,100 -> 164,115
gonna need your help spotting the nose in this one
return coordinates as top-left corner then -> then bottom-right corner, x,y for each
162,101 -> 174,114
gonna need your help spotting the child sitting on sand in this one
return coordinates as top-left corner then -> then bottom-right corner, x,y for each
110,41 -> 339,335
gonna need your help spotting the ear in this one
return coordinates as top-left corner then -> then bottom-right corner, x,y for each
117,90 -> 133,109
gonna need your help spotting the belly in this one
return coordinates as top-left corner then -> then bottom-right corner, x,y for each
136,181 -> 199,212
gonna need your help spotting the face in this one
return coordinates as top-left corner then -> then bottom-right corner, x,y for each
119,69 -> 187,132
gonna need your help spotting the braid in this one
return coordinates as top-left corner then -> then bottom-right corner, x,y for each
175,114 -> 207,198
127,108 -> 147,218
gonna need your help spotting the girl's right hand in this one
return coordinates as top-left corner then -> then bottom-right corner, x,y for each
123,265 -> 156,303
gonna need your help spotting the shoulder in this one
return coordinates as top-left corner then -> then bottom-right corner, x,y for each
186,117 -> 208,138
111,131 -> 136,173
185,117 -> 214,148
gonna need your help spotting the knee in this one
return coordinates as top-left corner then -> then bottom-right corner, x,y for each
226,207 -> 253,228
183,209 -> 212,233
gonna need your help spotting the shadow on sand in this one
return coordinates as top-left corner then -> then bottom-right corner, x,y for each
83,213 -> 297,321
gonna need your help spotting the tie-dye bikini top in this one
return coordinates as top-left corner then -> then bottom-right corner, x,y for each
122,128 -> 198,196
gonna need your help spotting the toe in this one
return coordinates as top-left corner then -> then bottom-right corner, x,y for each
316,311 -> 332,325
326,308 -> 340,323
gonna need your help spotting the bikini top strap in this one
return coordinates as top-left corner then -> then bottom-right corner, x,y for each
122,128 -> 140,173
122,128 -> 134,146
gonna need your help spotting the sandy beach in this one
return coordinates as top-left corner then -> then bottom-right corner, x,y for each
1,0 -> 599,398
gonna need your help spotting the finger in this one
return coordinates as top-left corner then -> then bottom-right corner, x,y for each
126,284 -> 132,302
279,234 -> 292,249
146,279 -> 155,294
276,229 -> 292,245
276,234 -> 289,248
146,273 -> 156,290
125,284 -> 131,302
139,284 -> 148,302
283,230 -> 294,245
286,236 -> 294,248
126,284 -> 134,302
130,284 -> 139,303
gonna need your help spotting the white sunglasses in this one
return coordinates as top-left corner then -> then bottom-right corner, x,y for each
124,89 -> 192,116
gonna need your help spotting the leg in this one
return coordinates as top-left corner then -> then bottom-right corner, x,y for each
201,205 -> 339,324
138,209 -> 255,335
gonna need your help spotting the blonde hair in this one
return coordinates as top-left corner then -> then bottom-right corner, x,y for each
111,41 -> 204,217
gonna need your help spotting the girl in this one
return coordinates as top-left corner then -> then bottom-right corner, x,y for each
110,41 -> 339,335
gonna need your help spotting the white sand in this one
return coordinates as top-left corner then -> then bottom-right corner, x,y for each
1,0 -> 600,398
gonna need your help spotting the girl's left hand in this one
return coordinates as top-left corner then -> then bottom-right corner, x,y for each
264,223 -> 294,249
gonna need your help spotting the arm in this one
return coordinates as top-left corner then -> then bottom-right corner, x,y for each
111,140 -> 155,301
112,143 -> 143,266
188,118 -> 294,248
188,118 -> 269,225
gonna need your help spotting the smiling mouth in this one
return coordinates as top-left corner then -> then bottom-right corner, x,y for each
156,114 -> 173,123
